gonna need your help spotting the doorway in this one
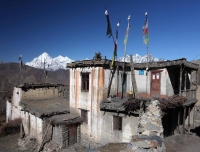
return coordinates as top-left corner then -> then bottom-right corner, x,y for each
150,70 -> 162,98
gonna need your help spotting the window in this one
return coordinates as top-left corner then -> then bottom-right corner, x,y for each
113,116 -> 122,131
81,109 -> 88,124
81,73 -> 89,91
139,70 -> 144,75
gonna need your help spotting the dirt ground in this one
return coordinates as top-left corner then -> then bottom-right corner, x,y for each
1,133 -> 200,152
0,133 -> 21,152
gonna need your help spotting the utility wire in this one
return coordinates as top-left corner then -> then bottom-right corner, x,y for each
191,53 -> 200,61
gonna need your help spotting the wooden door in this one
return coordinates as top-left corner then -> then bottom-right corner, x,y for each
150,71 -> 161,98
69,125 -> 77,146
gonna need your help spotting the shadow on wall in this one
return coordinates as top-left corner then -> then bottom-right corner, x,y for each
162,107 -> 192,137
191,126 -> 200,137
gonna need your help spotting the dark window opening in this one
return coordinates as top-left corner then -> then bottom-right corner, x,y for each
81,73 -> 89,91
69,125 -> 77,146
113,116 -> 122,131
81,109 -> 88,124
175,73 -> 179,90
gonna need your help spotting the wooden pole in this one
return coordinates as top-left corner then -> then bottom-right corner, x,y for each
183,107 -> 186,134
184,71 -> 187,97
130,55 -> 138,98
178,110 -> 180,133
107,67 -> 116,98
179,66 -> 182,95
116,66 -> 119,97
193,106 -> 196,128
188,106 -> 190,132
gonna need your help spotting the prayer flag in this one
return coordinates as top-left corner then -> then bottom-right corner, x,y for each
124,15 -> 131,45
111,21 -> 120,67
143,12 -> 149,45
105,9 -> 113,38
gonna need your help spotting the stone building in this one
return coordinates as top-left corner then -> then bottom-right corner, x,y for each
66,57 -> 199,147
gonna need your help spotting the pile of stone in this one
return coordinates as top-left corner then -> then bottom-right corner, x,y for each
121,100 -> 166,152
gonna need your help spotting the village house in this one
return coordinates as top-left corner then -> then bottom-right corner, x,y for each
66,56 -> 199,148
6,83 -> 82,150
5,56 -> 199,151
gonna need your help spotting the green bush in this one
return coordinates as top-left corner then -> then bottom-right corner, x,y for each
0,118 -> 21,136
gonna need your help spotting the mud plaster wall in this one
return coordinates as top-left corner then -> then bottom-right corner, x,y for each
21,87 -> 59,101
20,111 -> 43,143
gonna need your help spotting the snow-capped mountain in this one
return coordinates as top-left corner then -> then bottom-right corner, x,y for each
117,54 -> 164,63
26,52 -> 163,71
26,52 -> 74,71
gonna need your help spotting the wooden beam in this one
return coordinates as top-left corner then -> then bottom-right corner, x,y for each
130,55 -> 138,98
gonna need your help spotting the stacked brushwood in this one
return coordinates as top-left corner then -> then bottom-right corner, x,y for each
122,98 -> 142,112
0,118 -> 21,136
157,95 -> 187,111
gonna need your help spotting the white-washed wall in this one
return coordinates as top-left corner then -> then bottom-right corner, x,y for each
20,111 -> 43,143
99,111 -> 139,145
135,70 -> 150,94
11,87 -> 22,120
6,100 -> 11,122
70,67 -> 138,145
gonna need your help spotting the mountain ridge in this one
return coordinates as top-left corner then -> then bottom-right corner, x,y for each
26,52 -> 164,71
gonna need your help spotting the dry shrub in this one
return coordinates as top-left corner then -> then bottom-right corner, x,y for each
0,118 -> 21,136
122,98 -> 142,111
158,95 -> 187,111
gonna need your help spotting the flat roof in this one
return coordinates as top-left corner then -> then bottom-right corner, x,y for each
50,113 -> 82,125
67,58 -> 199,70
20,97 -> 69,118
16,83 -> 68,89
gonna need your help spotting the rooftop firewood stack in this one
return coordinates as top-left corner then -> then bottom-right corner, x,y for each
93,52 -> 102,60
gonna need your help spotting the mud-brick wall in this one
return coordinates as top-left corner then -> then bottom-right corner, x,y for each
21,87 -> 59,101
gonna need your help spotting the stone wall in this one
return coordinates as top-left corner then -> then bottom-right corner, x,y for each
122,100 -> 166,152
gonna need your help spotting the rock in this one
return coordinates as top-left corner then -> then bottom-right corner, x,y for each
144,123 -> 161,132
147,140 -> 158,148
141,130 -> 151,136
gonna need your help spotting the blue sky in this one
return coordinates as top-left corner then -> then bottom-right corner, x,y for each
0,0 -> 200,63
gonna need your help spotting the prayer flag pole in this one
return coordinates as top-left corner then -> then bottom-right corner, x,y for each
121,15 -> 131,98
143,12 -> 149,97
143,12 -> 149,69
